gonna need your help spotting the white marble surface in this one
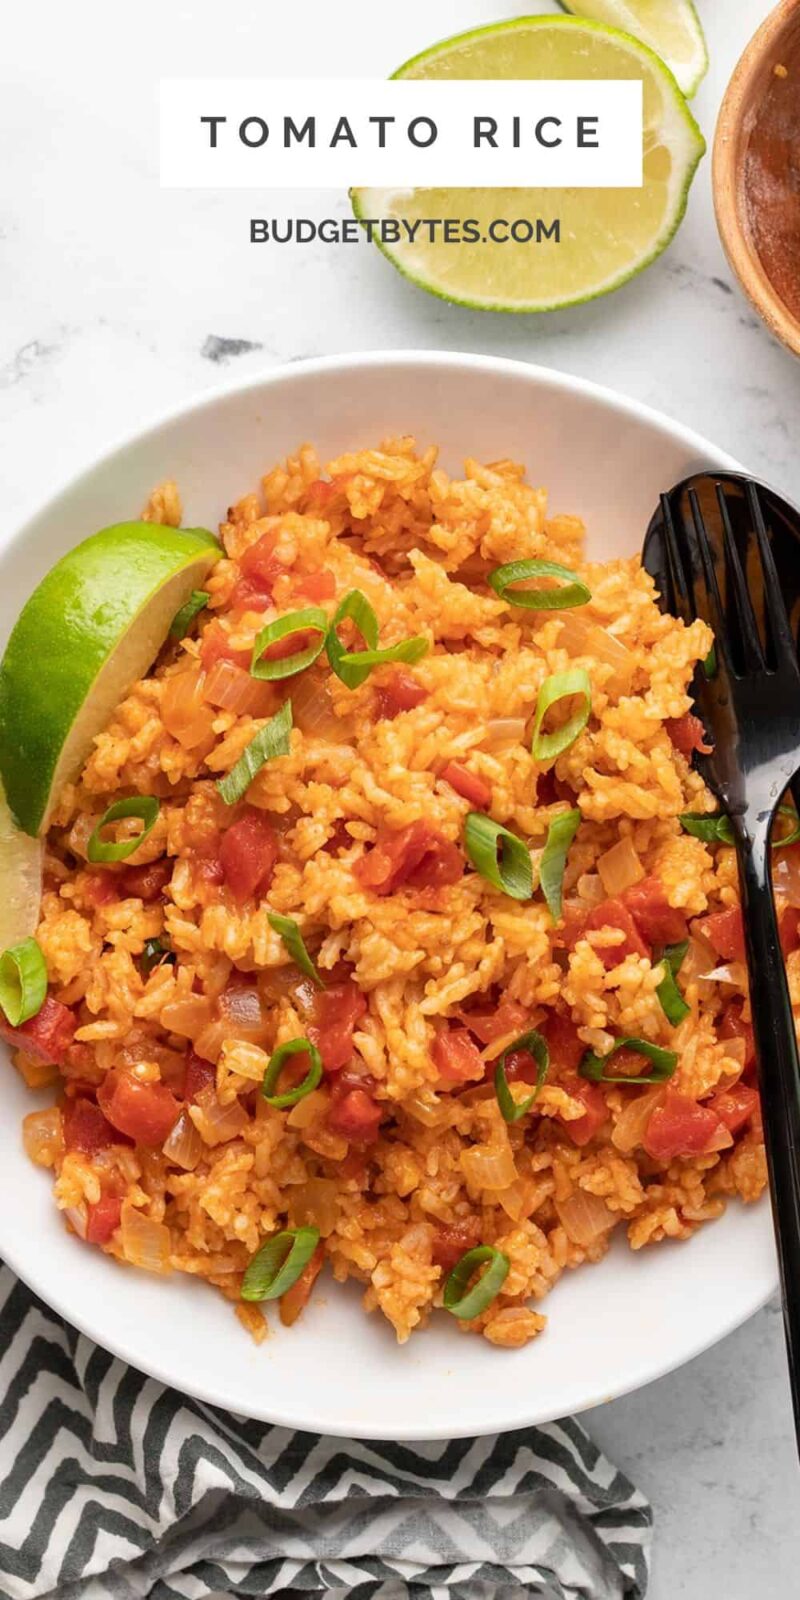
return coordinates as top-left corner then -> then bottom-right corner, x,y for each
2,1 -> 799,1592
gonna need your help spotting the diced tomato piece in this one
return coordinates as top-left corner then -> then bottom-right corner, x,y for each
353,821 -> 463,895
540,1011 -> 586,1074
374,669 -> 428,720
665,713 -> 713,759
502,1049 -> 542,1085
621,877 -> 688,947
239,531 -> 284,593
86,1194 -> 122,1245
718,1000 -> 756,1071
97,1072 -> 180,1146
695,907 -> 745,962
280,1241 -> 325,1326
304,478 -> 337,511
708,1084 -> 760,1136
458,998 -> 530,1046
557,1075 -> 608,1146
327,1087 -> 382,1143
82,871 -> 119,907
431,1027 -> 484,1085
292,568 -> 336,603
200,619 -> 251,671
120,858 -> 172,902
440,761 -> 492,810
220,809 -> 279,904
229,575 -> 273,612
643,1088 -> 728,1162
431,1217 -> 482,1271
62,1096 -> 118,1155
183,1049 -> 217,1102
0,997 -> 76,1066
197,854 -> 225,887
780,907 -> 800,958
582,900 -> 651,967
309,978 -> 367,1072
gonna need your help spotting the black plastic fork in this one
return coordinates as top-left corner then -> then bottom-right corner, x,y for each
645,473 -> 800,1451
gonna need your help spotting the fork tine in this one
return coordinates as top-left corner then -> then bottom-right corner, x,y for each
687,487 -> 731,651
746,480 -> 798,665
659,493 -> 695,624
714,484 -> 766,671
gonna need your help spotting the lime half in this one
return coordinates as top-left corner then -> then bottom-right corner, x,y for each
0,521 -> 219,836
352,16 -> 705,313
559,1 -> 708,97
0,783 -> 42,947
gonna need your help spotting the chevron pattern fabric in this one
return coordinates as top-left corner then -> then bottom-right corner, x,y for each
0,1265 -> 651,1600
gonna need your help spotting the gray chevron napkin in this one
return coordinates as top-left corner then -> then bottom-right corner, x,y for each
0,1266 -> 652,1600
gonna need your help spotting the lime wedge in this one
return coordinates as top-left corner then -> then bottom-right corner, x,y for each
0,522 -> 219,836
352,16 -> 705,313
0,783 -> 42,947
559,1 -> 708,97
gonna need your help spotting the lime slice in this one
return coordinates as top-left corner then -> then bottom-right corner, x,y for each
0,522 -> 219,836
0,783 -> 42,947
558,1 -> 708,98
352,16 -> 705,313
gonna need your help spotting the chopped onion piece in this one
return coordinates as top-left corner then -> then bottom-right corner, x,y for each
203,658 -> 273,717
597,837 -> 644,897
65,1204 -> 88,1240
161,665 -> 210,749
460,1142 -> 517,1192
120,1202 -> 172,1273
773,850 -> 800,908
289,1177 -> 339,1236
291,672 -> 344,739
554,613 -> 635,694
22,1107 -> 64,1168
162,1109 -> 204,1170
160,995 -> 213,1041
481,718 -> 527,749
698,963 -> 747,987
218,984 -> 270,1043
190,1086 -> 249,1146
555,1190 -> 616,1245
611,1086 -> 665,1153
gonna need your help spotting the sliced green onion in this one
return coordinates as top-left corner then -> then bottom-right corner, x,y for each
655,940 -> 690,1026
579,1037 -> 678,1085
488,558 -> 591,611
539,808 -> 581,921
169,590 -> 209,639
443,1245 -> 510,1320
679,812 -> 735,845
463,812 -> 533,901
703,642 -> 717,679
250,607 -> 328,681
0,938 -> 47,1026
87,797 -> 160,863
216,700 -> 293,806
267,912 -> 325,989
494,1030 -> 549,1124
773,806 -> 800,848
261,1037 -> 323,1108
531,668 -> 592,761
326,589 -> 379,689
241,1226 -> 321,1301
337,636 -> 429,674
140,937 -> 175,979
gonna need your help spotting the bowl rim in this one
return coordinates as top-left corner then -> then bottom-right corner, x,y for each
713,0 -> 800,358
2,349 -> 774,1439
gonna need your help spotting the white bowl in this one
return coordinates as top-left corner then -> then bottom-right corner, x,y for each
0,352 -> 775,1440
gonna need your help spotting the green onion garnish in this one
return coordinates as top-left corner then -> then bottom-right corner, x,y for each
680,806 -> 800,849
261,1037 -> 323,1108
337,637 -> 429,674
216,700 -> 293,806
169,590 -> 209,639
250,607 -> 328,681
487,558 -> 591,611
443,1245 -> 510,1320
703,643 -> 717,679
267,913 -> 325,989
241,1226 -> 321,1301
326,590 -> 379,689
531,668 -> 592,761
0,938 -> 47,1027
579,1037 -> 678,1084
655,941 -> 690,1026
87,797 -> 160,863
494,1030 -> 549,1124
679,812 -> 734,845
140,937 -> 175,979
463,812 -> 533,901
539,808 -> 581,921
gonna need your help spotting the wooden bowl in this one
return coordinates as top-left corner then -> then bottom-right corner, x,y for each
714,0 -> 800,357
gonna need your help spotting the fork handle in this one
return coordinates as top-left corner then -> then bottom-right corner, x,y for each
739,826 -> 800,1437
